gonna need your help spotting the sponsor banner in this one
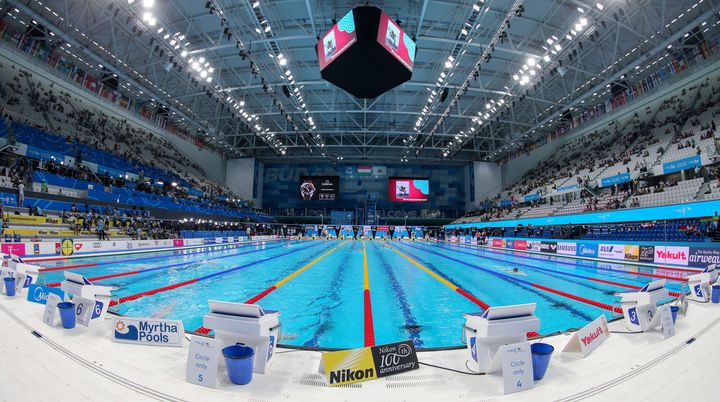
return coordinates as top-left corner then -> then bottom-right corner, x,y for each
663,155 -> 701,174
556,184 -> 579,193
6,215 -> 47,224
576,243 -> 598,258
654,246 -> 689,266
557,242 -> 577,255
527,241 -> 541,252
1,243 -> 26,256
688,247 -> 720,267
505,240 -> 514,249
639,245 -> 655,263
27,284 -> 65,305
492,239 -> 503,248
61,238 -> 74,256
113,317 -> 184,347
173,239 -> 185,247
321,340 -> 418,386
514,240 -> 527,251
599,172 -> 631,188
562,315 -> 610,357
598,244 -> 625,260
540,241 -> 557,254
523,193 -> 540,202
624,245 -> 640,262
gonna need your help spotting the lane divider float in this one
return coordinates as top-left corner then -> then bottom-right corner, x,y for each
445,242 -> 689,282
386,244 -> 539,337
38,241 -> 278,272
195,241 -> 348,334
44,241 -> 300,287
106,241 -> 329,308
398,242 -> 624,314
433,243 -> 682,297
362,241 -> 376,347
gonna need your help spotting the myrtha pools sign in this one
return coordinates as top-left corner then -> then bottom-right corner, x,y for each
113,318 -> 184,347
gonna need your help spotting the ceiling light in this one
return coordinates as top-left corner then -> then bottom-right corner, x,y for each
596,3 -> 604,10
527,57 -> 536,66
143,0 -> 155,8
279,58 -> 287,66
445,60 -> 453,68
543,55 -> 550,62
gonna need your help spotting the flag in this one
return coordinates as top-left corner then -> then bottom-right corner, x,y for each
357,166 -> 372,176
372,165 -> 387,176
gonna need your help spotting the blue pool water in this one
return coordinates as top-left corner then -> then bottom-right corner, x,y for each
38,240 -> 684,349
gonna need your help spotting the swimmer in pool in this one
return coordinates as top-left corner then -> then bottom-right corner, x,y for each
503,267 -> 528,276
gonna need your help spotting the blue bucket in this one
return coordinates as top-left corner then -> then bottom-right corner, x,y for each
670,306 -> 679,324
222,345 -> 254,385
57,302 -> 76,329
530,342 -> 554,381
712,285 -> 720,304
4,277 -> 15,297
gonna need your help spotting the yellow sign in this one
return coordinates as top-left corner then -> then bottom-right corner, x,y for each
61,238 -> 74,256
321,347 -> 376,386
7,215 -> 47,224
320,341 -> 418,386
624,245 -> 639,261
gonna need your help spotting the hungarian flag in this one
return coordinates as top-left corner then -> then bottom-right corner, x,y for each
357,166 -> 372,176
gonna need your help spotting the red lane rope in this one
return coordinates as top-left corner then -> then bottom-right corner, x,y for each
108,279 -> 199,307
531,283 -> 623,314
40,263 -> 98,272
363,289 -> 376,347
455,288 -> 491,310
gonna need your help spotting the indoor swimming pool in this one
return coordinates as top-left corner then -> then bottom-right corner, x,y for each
35,239 -> 688,349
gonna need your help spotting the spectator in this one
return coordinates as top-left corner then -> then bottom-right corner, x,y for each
17,180 -> 24,207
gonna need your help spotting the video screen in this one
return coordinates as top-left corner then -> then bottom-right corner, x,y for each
317,10 -> 357,71
299,176 -> 339,201
388,178 -> 429,202
376,10 -> 416,72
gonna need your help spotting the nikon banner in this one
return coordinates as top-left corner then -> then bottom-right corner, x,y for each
319,340 -> 418,386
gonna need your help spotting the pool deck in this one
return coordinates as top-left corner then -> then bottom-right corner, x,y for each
1,292 -> 719,401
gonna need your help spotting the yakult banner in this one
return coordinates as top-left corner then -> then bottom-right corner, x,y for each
654,246 -> 689,266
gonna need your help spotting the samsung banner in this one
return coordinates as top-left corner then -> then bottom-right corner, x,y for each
663,155 -> 701,175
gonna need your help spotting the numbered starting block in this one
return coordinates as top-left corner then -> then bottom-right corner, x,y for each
686,264 -> 718,302
463,303 -> 540,373
203,301 -> 280,374
616,279 -> 668,332
60,272 -> 114,326
0,255 -> 40,295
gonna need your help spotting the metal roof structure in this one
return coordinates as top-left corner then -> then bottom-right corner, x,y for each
5,0 -> 719,164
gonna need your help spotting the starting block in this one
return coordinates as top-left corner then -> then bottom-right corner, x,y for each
616,279 -> 668,332
203,301 -> 280,374
686,264 -> 717,302
0,254 -> 40,295
463,303 -> 540,373
60,272 -> 114,325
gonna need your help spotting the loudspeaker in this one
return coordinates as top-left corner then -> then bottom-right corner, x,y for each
282,85 -> 290,98
440,87 -> 449,102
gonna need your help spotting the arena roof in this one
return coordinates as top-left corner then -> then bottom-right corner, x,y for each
5,0 -> 719,164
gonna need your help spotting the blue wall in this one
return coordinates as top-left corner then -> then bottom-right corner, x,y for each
262,164 -> 465,212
